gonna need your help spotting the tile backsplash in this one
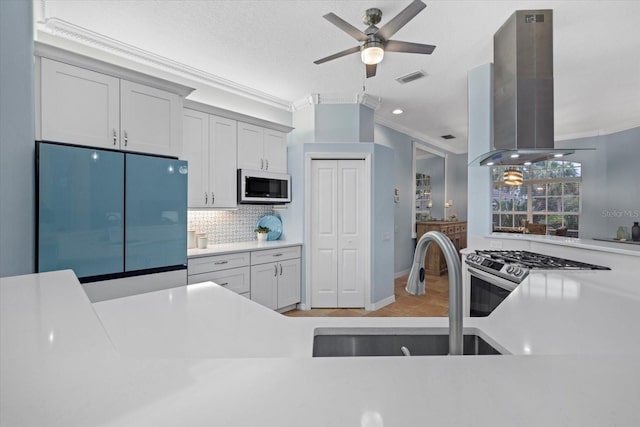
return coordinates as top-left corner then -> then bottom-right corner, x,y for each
188,205 -> 275,244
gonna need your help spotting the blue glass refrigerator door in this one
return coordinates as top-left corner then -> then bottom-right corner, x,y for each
125,154 -> 187,271
38,143 -> 125,277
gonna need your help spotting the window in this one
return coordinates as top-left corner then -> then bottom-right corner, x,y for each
491,161 -> 582,237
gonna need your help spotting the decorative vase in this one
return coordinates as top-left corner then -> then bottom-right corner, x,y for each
632,222 -> 640,242
257,232 -> 268,242
616,226 -> 628,240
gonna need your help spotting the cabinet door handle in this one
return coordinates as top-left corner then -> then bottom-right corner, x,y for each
261,158 -> 264,170
265,159 -> 269,170
112,129 -> 117,146
279,264 -> 283,275
212,193 -> 215,205
274,265 -> 278,276
205,192 -> 208,204
123,130 -> 128,146
214,261 -> 228,265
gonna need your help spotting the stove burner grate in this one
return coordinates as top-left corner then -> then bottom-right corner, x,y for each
474,250 -> 610,270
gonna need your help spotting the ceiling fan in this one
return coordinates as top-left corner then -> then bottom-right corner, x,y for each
313,0 -> 436,78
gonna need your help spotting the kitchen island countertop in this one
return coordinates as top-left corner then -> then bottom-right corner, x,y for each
2,263 -> 640,426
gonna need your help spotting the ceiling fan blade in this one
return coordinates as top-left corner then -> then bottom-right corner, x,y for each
377,0 -> 426,41
323,13 -> 368,42
314,46 -> 361,65
385,40 -> 436,54
366,63 -> 377,78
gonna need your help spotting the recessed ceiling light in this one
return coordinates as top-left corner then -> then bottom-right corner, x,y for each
524,161 -> 532,166
486,162 -> 494,166
392,109 -> 404,115
510,154 -> 520,159
553,153 -> 564,158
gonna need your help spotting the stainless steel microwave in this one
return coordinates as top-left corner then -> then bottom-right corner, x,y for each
238,169 -> 291,204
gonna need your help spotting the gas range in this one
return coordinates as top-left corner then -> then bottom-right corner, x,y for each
465,250 -> 611,284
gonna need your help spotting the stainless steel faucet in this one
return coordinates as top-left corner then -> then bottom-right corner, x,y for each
405,231 -> 463,355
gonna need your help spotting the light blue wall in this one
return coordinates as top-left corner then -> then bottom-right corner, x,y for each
557,127 -> 640,239
314,104 -> 374,142
446,153 -> 469,221
467,64 -> 493,237
374,125 -> 413,275
279,141 -> 395,306
0,0 -> 34,277
417,157 -> 445,219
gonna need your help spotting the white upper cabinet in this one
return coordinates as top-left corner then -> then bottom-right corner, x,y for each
208,115 -> 238,208
237,122 -> 287,173
263,129 -> 288,174
182,109 -> 209,208
40,59 -> 120,149
120,80 -> 181,157
37,49 -> 192,157
182,109 -> 237,208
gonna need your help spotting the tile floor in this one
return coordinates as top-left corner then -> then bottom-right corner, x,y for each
283,273 -> 450,317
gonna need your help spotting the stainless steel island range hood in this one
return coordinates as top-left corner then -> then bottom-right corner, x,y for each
474,9 -> 586,166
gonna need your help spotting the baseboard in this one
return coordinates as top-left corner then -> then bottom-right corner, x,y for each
298,303 -> 310,311
394,268 -> 411,279
369,295 -> 395,311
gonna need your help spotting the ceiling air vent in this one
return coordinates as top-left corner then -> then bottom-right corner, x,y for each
395,70 -> 427,84
441,134 -> 456,140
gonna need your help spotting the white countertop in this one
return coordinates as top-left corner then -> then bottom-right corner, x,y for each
187,240 -> 302,258
3,264 -> 640,426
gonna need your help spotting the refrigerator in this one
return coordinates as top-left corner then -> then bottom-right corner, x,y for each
37,141 -> 188,287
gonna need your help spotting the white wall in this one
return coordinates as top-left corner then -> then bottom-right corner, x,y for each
0,0 -> 34,277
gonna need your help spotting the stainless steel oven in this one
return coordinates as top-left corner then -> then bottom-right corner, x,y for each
465,250 -> 610,317
468,266 -> 518,317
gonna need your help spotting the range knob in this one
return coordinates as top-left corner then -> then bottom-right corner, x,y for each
506,266 -> 514,274
514,268 -> 523,277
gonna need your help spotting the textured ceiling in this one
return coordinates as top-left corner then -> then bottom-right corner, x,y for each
37,0 -> 640,153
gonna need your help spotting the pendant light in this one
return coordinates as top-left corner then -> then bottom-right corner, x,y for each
504,168 -> 524,186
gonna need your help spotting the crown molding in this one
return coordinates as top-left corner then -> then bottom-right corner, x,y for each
375,115 -> 467,155
291,93 -> 382,112
35,17 -> 292,112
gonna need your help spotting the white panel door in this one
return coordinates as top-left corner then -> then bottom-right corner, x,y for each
120,80 -> 181,156
310,160 -> 339,307
250,262 -> 278,310
337,161 -> 366,307
310,159 -> 367,308
40,58 -> 119,148
237,122 -> 264,171
182,109 -> 209,207
263,129 -> 287,173
209,115 -> 238,208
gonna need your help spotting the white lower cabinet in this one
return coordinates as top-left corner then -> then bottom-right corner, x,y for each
250,246 -> 301,311
187,245 -> 301,310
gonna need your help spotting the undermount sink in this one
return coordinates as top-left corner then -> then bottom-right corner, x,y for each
312,329 -> 503,357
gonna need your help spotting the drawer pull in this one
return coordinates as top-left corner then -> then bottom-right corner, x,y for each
219,282 -> 229,286
273,253 -> 283,257
215,261 -> 229,265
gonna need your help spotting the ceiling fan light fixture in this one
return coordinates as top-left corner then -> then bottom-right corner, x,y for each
361,41 -> 384,65
504,168 -> 524,186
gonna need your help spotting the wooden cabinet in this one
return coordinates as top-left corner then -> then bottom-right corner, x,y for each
237,122 -> 287,173
416,221 -> 467,275
39,58 -> 184,157
250,246 -> 301,311
182,109 -> 237,208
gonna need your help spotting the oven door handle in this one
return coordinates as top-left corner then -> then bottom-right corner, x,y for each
467,265 -> 519,291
